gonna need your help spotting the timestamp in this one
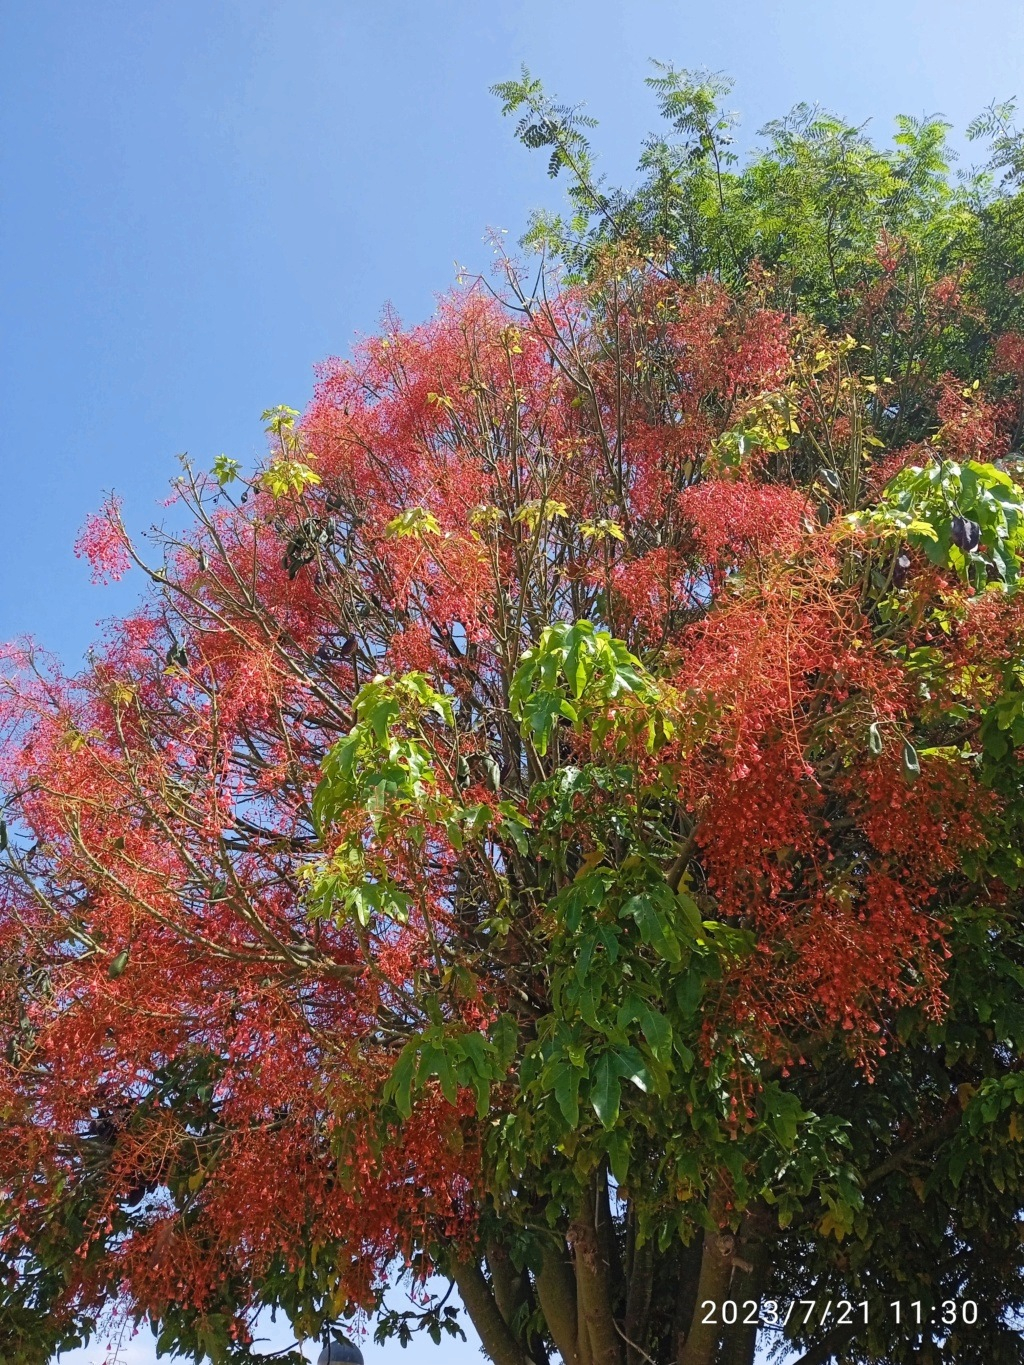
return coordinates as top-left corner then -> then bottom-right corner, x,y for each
889,1299 -> 978,1326
698,1298 -> 980,1329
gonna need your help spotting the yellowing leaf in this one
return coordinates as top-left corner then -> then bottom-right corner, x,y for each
386,507 -> 442,538
906,519 -> 939,541
260,461 -> 321,499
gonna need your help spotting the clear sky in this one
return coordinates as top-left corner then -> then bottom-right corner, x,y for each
2,0 -> 1021,1361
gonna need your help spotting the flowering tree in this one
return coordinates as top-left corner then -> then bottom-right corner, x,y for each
3,73 -> 1024,1365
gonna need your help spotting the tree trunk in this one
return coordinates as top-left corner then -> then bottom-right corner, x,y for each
672,1232 -> 705,1358
623,1225 -> 654,1365
535,1238 -> 580,1365
576,1260 -> 594,1365
676,1216 -> 732,1365
570,1171 -> 624,1365
451,1256 -> 537,1365
488,1240 -> 551,1365
488,1240 -> 529,1330
717,1202 -> 771,1365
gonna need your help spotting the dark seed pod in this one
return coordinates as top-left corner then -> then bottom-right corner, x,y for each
950,516 -> 981,553
125,1178 -> 157,1209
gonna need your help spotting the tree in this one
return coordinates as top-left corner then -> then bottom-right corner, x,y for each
2,70 -> 1024,1365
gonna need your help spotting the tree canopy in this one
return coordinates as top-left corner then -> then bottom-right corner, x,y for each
3,66 -> 1024,1365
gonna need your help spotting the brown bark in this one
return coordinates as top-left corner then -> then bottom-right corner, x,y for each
577,1260 -> 594,1365
623,1228 -> 654,1365
672,1232 -> 705,1356
595,1164 -> 625,1298
570,1178 -> 624,1365
676,1225 -> 733,1365
535,1238 -> 580,1365
717,1202 -> 771,1365
451,1256 -> 537,1365
488,1240 -> 529,1330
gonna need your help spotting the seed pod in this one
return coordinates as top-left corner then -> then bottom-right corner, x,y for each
482,755 -> 502,793
950,516 -> 981,553
902,739 -> 921,782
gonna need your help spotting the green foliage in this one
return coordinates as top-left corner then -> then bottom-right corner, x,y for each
385,506 -> 443,539
490,66 -> 603,245
508,619 -> 662,755
856,458 -> 1024,585
259,460 -> 321,500
496,59 -> 1024,363
211,454 -> 241,486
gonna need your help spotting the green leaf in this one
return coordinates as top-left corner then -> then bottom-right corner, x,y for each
763,1083 -> 810,1149
622,893 -> 681,961
615,1045 -> 653,1094
591,1052 -> 621,1128
675,890 -> 704,939
385,506 -> 442,539
387,1045 -> 418,1119
212,454 -> 241,486
605,1127 -> 631,1184
553,1061 -> 582,1127
491,1014 -> 519,1070
637,1002 -> 673,1062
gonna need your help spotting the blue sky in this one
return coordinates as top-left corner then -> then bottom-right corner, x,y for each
2,0 -> 1021,1361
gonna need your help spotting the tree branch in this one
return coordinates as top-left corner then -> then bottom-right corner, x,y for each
788,1322 -> 858,1365
450,1256 -> 537,1365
